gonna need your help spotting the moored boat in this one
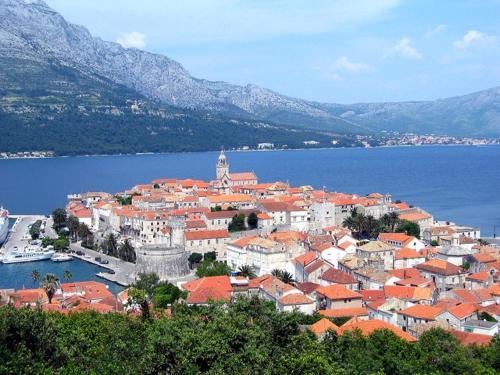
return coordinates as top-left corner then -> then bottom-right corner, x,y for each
51,253 -> 73,262
1,241 -> 55,264
0,208 -> 9,247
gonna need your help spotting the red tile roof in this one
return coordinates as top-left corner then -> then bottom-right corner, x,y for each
309,318 -> 339,335
316,284 -> 362,300
448,329 -> 492,346
279,293 -> 314,305
339,318 -> 416,342
184,229 -> 230,241
320,268 -> 357,284
447,303 -> 477,320
398,304 -> 442,320
319,307 -> 368,318
416,259 -> 465,276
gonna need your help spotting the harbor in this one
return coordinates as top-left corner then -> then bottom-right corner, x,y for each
0,214 -> 129,293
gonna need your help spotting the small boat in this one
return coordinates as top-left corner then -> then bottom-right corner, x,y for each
51,253 -> 73,262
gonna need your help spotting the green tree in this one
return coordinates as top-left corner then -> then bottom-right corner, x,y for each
380,211 -> 400,232
237,264 -> 256,278
102,233 -> 118,257
396,219 -> 421,238
228,213 -> 246,232
53,235 -> 70,251
188,252 -> 203,267
133,272 -> 160,297
31,269 -> 40,287
430,239 -> 439,246
118,239 -> 136,263
67,215 -> 80,241
195,260 -> 231,277
271,269 -> 295,284
41,273 -> 59,304
63,270 -> 72,283
152,282 -> 187,309
52,208 -> 67,233
203,251 -> 217,262
247,212 -> 258,229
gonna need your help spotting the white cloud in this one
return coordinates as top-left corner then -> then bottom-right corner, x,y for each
330,56 -> 374,79
387,38 -> 422,59
454,30 -> 495,49
424,24 -> 447,38
116,31 -> 146,49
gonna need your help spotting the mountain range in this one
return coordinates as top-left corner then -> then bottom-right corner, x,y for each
0,0 -> 499,155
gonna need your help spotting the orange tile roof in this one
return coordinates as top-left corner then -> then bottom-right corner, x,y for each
339,318 -> 416,342
320,268 -> 357,284
294,251 -> 318,267
309,318 -> 339,335
230,235 -> 257,248
184,229 -> 230,240
395,247 -> 424,260
466,271 -> 490,282
399,212 -> 431,222
183,276 -> 233,304
416,259 -> 464,276
447,303 -> 477,320
316,284 -> 362,300
279,293 -> 314,305
388,268 -> 422,280
378,232 -> 413,243
319,307 -> 368,318
384,285 -> 433,301
448,329 -> 492,346
229,172 -> 257,181
207,194 -> 254,203
398,304 -> 442,320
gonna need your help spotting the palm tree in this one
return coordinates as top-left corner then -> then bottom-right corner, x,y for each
41,273 -> 59,304
63,270 -> 72,283
237,265 -> 256,279
271,269 -> 294,285
31,269 -> 40,287
381,211 -> 400,232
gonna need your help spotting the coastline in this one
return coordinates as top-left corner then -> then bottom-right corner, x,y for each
1,142 -> 499,161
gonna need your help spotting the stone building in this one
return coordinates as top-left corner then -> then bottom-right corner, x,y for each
135,217 -> 190,280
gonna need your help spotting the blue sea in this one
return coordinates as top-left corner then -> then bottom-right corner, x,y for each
0,258 -> 123,295
0,145 -> 499,236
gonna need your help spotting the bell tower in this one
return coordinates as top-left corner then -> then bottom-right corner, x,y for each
216,149 -> 229,180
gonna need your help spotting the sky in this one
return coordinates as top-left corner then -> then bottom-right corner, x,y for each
44,0 -> 500,104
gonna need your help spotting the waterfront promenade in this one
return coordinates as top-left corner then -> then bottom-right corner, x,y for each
1,215 -> 46,251
69,242 -> 136,286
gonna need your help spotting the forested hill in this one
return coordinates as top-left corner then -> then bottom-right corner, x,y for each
2,0 -> 500,154
0,56 -> 350,155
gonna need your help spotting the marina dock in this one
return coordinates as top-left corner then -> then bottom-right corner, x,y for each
69,243 -> 136,286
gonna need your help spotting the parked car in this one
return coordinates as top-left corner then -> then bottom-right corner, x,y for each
95,256 -> 102,262
106,269 -> 115,274
76,250 -> 84,256
99,259 -> 109,265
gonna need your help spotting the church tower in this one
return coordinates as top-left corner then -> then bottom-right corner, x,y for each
216,150 -> 229,180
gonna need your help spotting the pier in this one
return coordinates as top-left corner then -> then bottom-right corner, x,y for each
69,243 -> 136,286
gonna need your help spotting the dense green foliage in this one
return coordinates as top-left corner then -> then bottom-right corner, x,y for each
195,259 -> 231,278
395,219 -> 421,239
342,210 -> 421,239
0,298 -> 498,374
29,220 -> 42,240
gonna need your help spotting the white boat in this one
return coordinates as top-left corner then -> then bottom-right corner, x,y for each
52,253 -> 73,262
1,241 -> 55,264
0,208 -> 9,247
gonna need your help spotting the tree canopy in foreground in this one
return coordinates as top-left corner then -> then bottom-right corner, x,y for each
0,297 -> 498,374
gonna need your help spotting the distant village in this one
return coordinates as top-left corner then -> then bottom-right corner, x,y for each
3,151 -> 499,346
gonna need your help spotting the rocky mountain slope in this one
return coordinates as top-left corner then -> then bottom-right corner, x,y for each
1,0 -> 499,143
